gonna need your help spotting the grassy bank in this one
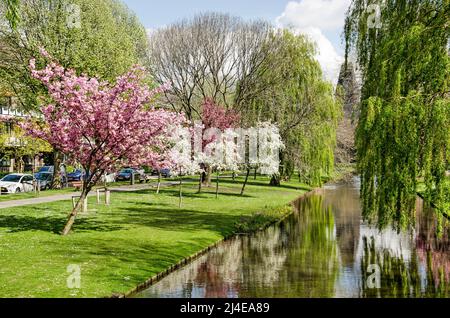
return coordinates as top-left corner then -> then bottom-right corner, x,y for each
0,176 -> 311,297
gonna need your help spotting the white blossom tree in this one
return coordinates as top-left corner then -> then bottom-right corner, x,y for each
169,125 -> 202,207
240,122 -> 284,195
205,128 -> 241,198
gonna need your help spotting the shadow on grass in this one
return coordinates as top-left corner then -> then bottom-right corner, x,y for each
0,199 -> 239,236
0,206 -> 125,234
124,187 -> 255,199
219,178 -> 312,192
0,214 -> 125,234
115,205 -> 238,237
159,191 -> 254,199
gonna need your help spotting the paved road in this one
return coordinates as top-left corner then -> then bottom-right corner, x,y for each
0,182 -> 178,209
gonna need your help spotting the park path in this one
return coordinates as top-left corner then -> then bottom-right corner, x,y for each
0,181 -> 178,209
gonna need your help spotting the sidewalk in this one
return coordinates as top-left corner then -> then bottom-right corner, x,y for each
0,182 -> 178,209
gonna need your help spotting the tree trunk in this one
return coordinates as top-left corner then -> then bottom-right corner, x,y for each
178,176 -> 183,208
270,174 -> 281,186
205,165 -> 212,186
62,187 -> 88,235
254,167 -> 257,180
215,171 -> 219,199
130,172 -> 135,185
156,172 -> 161,194
240,168 -> 250,195
51,151 -> 62,189
197,174 -> 202,193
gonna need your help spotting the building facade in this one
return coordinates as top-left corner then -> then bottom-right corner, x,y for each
0,95 -> 46,173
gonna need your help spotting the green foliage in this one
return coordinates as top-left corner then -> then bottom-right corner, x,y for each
0,119 -> 52,171
0,0 -> 150,111
240,30 -> 341,186
1,0 -> 20,30
345,0 -> 450,230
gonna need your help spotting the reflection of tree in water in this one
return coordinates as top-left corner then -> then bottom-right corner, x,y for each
140,181 -> 448,298
415,198 -> 450,296
323,184 -> 361,267
240,195 -> 337,297
192,238 -> 243,298
284,195 -> 339,297
361,236 -> 420,298
141,238 -> 244,298
237,225 -> 288,297
189,194 -> 340,298
360,199 -> 449,298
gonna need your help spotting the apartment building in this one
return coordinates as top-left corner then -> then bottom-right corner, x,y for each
0,94 -> 46,173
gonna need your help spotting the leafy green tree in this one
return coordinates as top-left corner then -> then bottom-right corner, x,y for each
0,0 -> 150,111
0,118 -> 52,172
344,0 -> 450,229
240,30 -> 341,186
0,0 -> 150,188
1,0 -> 20,30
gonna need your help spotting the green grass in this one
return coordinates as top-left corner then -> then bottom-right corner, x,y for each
0,176 -> 311,298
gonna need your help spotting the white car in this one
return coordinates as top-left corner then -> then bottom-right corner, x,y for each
100,172 -> 116,183
0,174 -> 35,194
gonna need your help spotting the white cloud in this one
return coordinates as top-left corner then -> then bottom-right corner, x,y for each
276,0 -> 351,85
294,26 -> 344,85
277,0 -> 350,31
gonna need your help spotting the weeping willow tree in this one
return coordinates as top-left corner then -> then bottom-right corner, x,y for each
345,0 -> 450,230
241,30 -> 341,187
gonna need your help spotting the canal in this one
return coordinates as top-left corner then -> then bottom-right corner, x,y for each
136,176 -> 449,298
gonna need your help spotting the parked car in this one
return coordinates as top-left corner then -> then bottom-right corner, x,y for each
0,174 -> 35,194
35,172 -> 53,190
66,169 -> 83,182
115,168 -> 148,182
151,168 -> 171,178
100,172 -> 116,183
38,166 -> 54,173
160,168 -> 171,178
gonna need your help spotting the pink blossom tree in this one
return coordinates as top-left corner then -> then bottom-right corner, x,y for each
24,56 -> 183,235
197,98 -> 240,191
143,134 -> 179,194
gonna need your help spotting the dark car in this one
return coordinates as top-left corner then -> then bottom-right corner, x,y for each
160,168 -> 171,178
38,165 -> 54,173
116,168 -> 148,182
35,172 -> 53,190
115,168 -> 135,181
151,168 -> 171,178
66,169 -> 83,182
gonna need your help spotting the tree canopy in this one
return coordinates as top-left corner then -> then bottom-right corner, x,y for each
345,0 -> 450,229
0,0 -> 150,111
241,30 -> 341,186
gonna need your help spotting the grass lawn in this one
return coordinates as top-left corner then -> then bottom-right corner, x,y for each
0,175 -> 311,298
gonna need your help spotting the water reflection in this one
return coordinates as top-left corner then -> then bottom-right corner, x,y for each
136,178 -> 449,298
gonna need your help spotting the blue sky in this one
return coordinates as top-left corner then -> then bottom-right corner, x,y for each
122,0 -> 287,29
122,0 -> 351,84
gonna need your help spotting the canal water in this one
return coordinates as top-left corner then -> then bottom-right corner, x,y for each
136,177 -> 449,298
